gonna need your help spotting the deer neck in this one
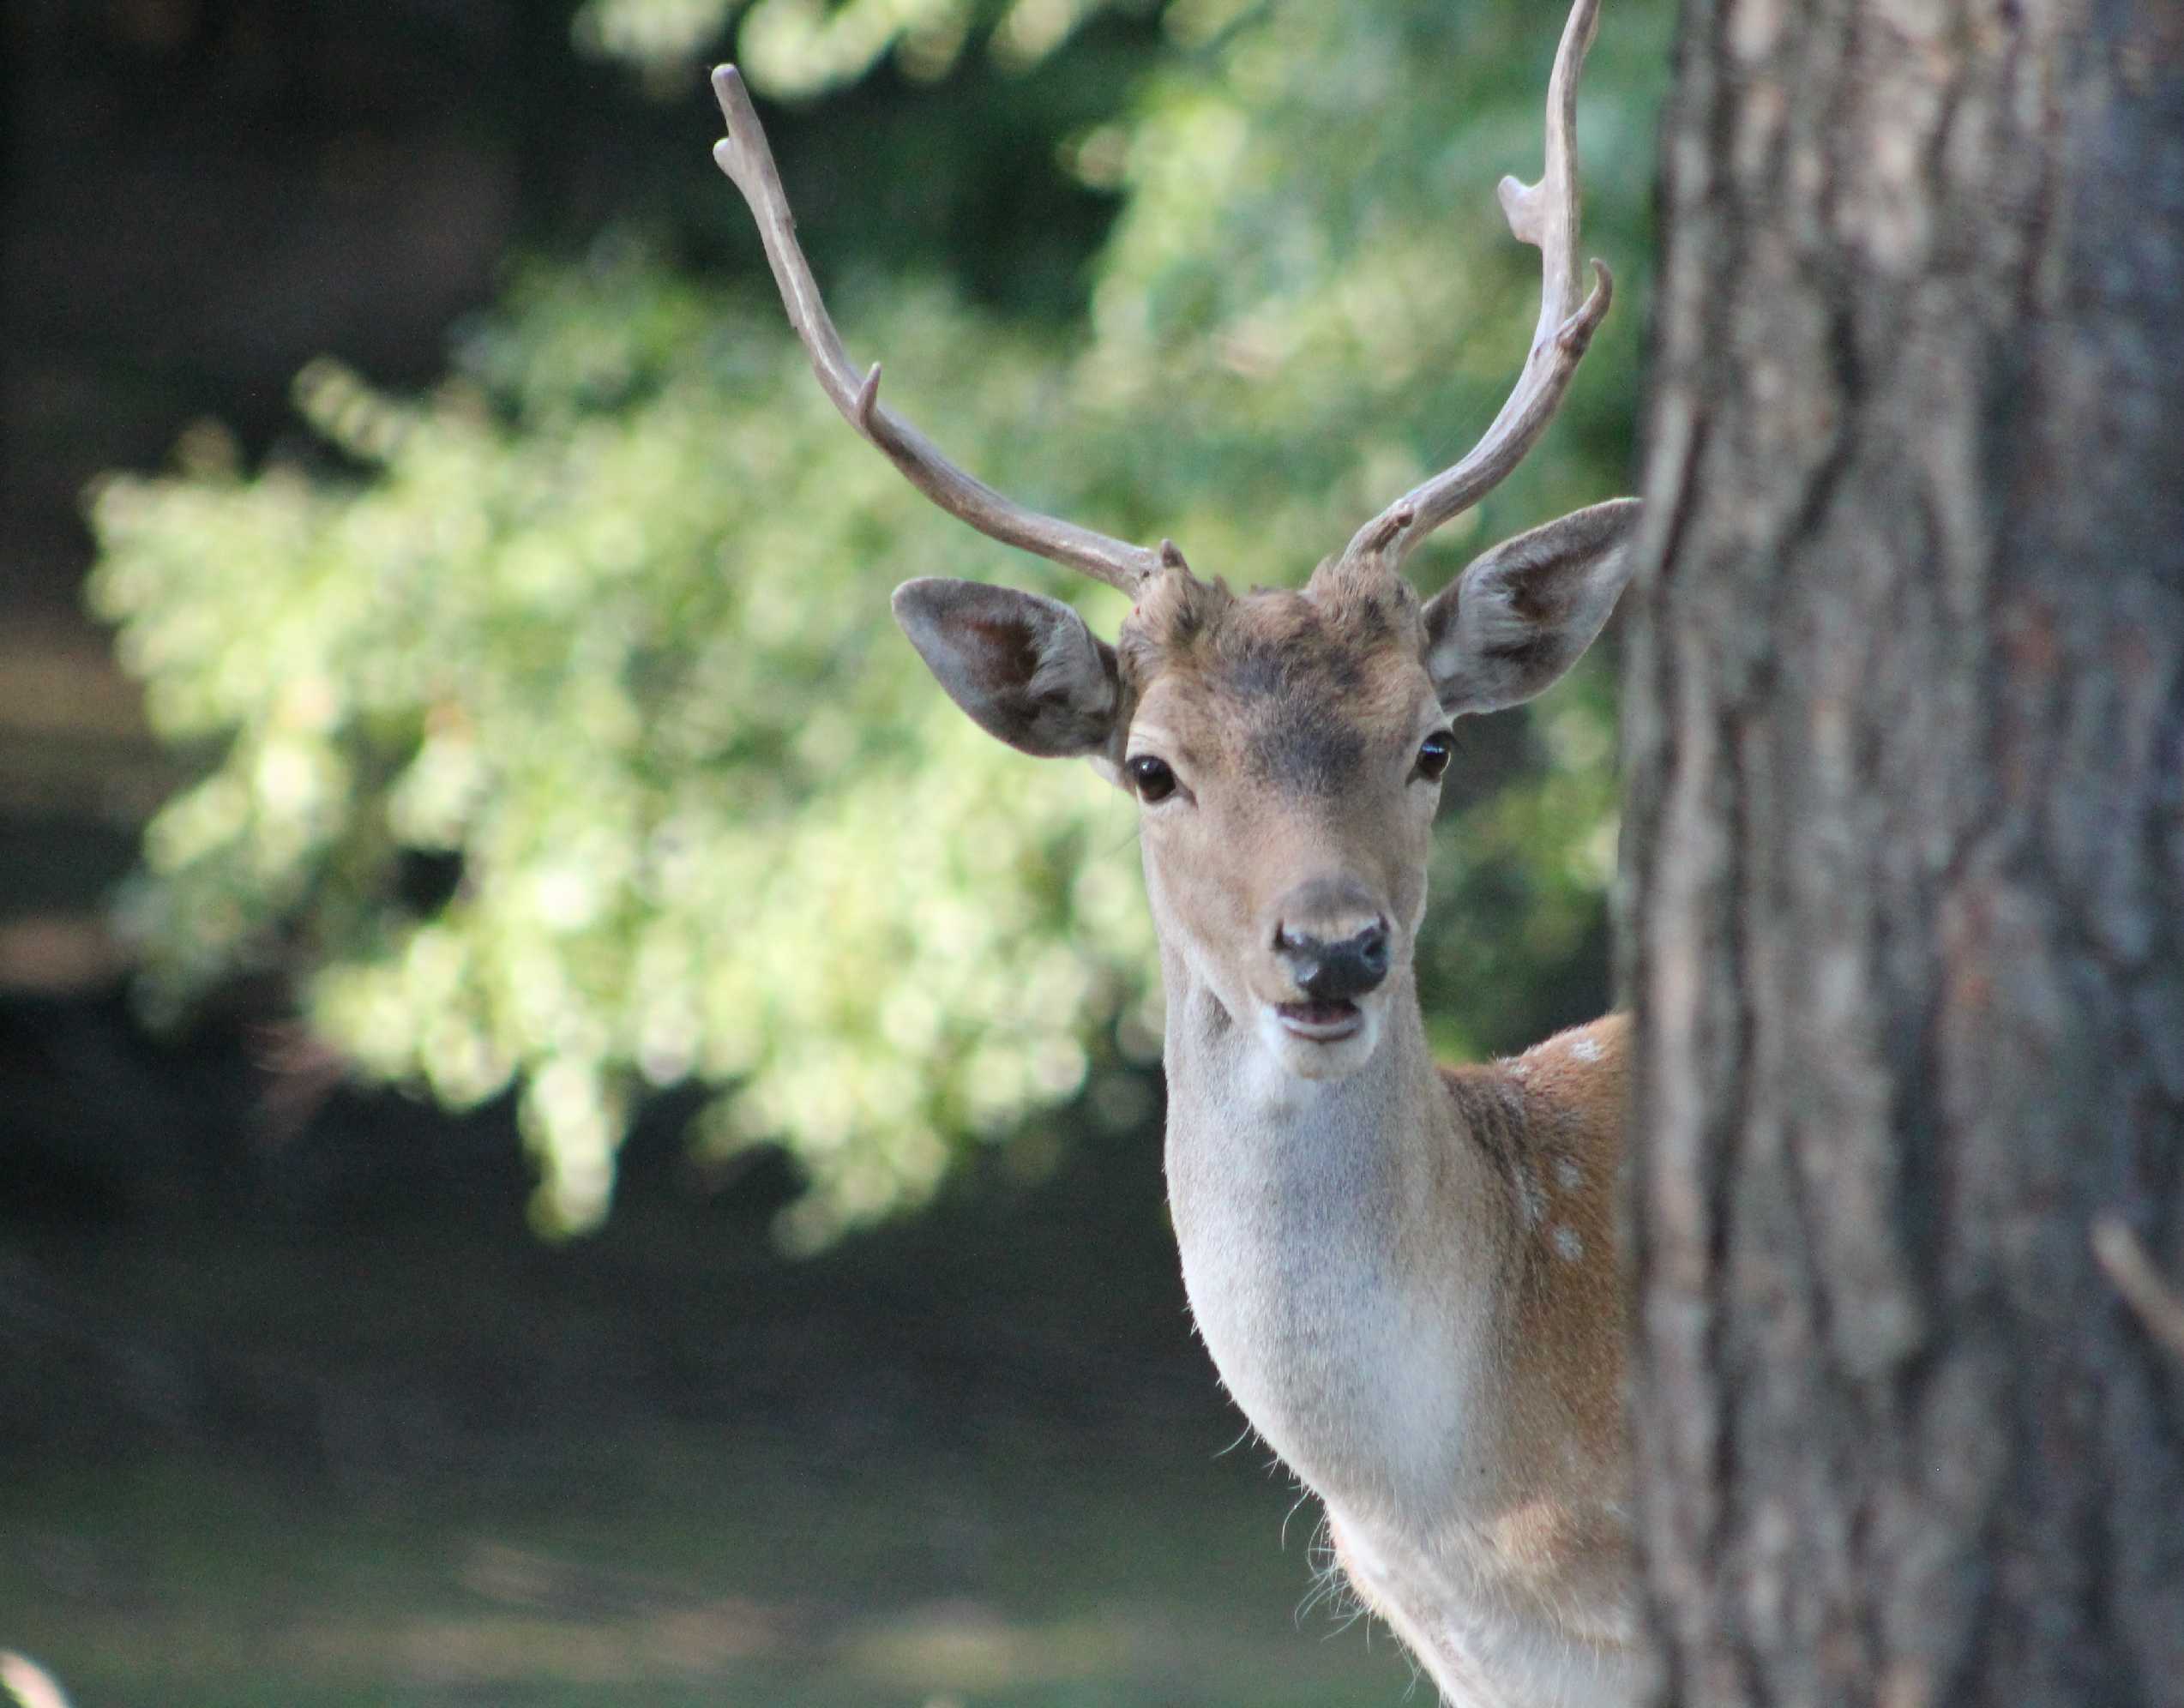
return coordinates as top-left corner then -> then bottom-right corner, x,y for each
1155,941 -> 1514,1527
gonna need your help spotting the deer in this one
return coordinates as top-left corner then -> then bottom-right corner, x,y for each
711,1 -> 1640,1699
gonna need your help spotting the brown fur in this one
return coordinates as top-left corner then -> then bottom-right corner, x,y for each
1116,564 -> 1429,791
1462,1012 -> 1629,1483
1439,1016 -> 1631,1615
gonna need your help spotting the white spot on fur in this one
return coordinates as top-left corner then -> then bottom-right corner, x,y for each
1555,1157 -> 1583,1191
1569,1037 -> 1603,1063
1552,1224 -> 1584,1261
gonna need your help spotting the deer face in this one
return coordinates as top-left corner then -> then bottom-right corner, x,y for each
1111,564 -> 1442,1079
713,0 -> 1633,1081
893,500 -> 1640,1083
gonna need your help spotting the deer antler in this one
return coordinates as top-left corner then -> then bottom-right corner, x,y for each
709,65 -> 1180,594
1342,0 -> 1614,574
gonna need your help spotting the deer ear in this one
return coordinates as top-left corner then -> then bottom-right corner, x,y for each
1419,498 -> 1641,717
893,579 -> 1122,758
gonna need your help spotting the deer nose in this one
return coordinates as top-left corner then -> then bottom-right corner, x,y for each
1273,917 -> 1392,1001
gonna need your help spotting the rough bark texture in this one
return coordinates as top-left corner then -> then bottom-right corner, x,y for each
1622,0 -> 2184,1701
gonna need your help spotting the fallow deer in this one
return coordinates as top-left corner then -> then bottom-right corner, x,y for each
711,3 -> 1640,1698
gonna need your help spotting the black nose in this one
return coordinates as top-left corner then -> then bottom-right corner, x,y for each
1273,918 -> 1391,1001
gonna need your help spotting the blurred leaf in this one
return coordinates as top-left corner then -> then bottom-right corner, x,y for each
575,0 -> 1165,91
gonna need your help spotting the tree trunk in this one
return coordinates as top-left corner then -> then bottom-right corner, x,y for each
1621,0 -> 2184,1701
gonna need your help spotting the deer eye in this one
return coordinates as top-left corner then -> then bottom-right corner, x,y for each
1126,754 -> 1179,803
1414,731 -> 1453,783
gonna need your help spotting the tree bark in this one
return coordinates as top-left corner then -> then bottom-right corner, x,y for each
1622,0 -> 2184,1702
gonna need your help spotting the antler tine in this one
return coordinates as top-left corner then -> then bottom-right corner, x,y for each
1341,0 -> 1614,574
710,66 -> 1170,594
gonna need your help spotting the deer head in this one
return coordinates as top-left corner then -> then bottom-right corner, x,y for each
710,0 -> 1638,1085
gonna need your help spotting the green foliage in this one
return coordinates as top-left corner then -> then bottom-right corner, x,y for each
575,0 -> 1164,93
90,0 -> 1671,1240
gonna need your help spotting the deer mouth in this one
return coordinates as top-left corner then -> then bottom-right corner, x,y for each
1274,999 -> 1363,1042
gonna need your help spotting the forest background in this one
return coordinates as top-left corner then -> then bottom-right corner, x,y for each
2,0 -> 1664,1701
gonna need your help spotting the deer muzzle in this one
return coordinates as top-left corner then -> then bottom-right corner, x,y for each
1268,876 -> 1392,1047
